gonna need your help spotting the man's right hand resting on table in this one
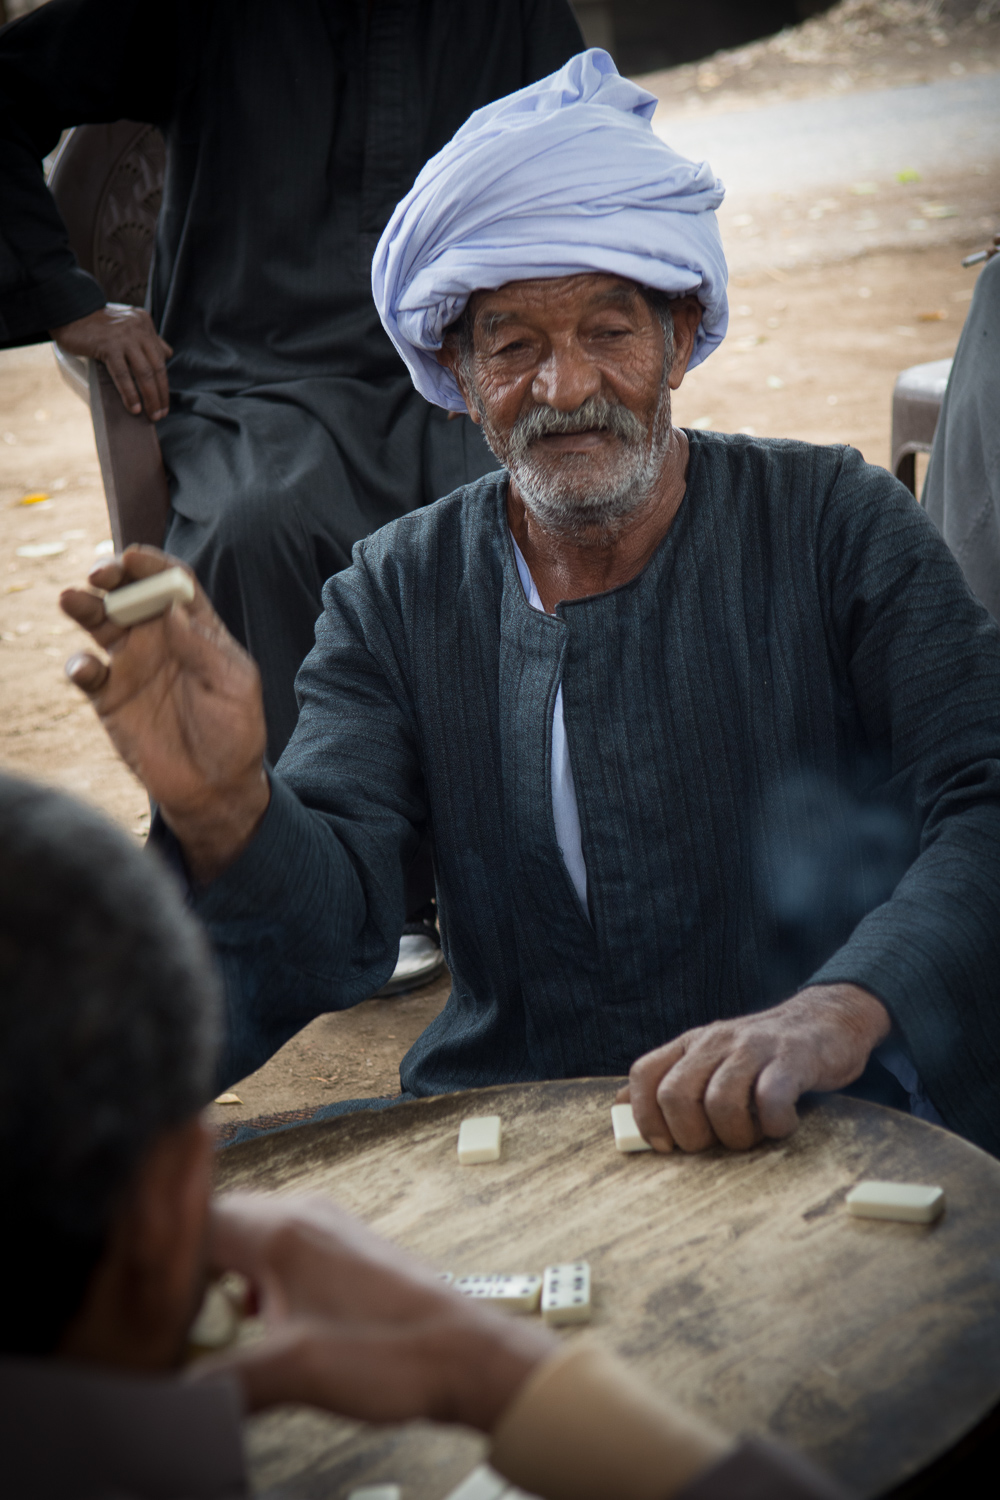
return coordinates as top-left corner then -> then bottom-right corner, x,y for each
61,547 -> 271,884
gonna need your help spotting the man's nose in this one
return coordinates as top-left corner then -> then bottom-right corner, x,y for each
531,340 -> 601,412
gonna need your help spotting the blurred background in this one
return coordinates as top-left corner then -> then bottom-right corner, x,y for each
1,0 -> 998,1118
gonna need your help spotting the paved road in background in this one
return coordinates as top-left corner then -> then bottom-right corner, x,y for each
655,72 -> 1000,271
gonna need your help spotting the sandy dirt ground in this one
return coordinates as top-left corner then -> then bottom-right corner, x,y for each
1,4 -> 997,1128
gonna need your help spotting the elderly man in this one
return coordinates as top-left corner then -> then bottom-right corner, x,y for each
0,772 -> 847,1500
63,52 -> 1000,1156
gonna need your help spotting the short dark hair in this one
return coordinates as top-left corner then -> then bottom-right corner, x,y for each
0,775 -> 221,1355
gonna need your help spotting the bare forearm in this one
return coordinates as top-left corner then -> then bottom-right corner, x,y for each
226,1310 -> 554,1431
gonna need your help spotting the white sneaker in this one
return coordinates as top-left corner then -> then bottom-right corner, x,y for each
376,932 -> 446,997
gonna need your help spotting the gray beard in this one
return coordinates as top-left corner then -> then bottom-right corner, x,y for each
477,384 -> 673,540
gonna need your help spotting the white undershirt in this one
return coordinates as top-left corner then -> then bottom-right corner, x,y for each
510,534 -> 589,910
509,531 -> 944,1125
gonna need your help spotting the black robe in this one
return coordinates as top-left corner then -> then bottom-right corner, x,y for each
190,435 -> 1000,1155
0,0 -> 582,755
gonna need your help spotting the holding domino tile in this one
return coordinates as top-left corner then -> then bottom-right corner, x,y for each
541,1261 -> 591,1326
455,1273 -> 542,1313
103,567 -> 195,627
611,1102 -> 651,1153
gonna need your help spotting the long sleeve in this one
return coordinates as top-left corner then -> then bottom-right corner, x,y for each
190,547 -> 430,1087
806,448 -> 1000,1153
0,0 -> 181,347
490,1345 -> 851,1500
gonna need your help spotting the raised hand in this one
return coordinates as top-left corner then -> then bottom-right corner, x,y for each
51,304 -> 173,421
200,1194 -> 555,1429
619,983 -> 891,1153
60,547 -> 269,880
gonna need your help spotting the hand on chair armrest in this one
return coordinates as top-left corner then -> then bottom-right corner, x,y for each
51,304 -> 173,422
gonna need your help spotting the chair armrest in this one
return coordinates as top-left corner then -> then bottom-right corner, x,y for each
52,345 -> 91,404
88,359 -> 170,551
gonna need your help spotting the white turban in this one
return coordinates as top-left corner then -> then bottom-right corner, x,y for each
372,48 -> 728,412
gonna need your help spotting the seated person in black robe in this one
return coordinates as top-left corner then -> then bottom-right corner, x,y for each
0,773 -> 848,1500
0,0 -> 583,991
0,0 -> 581,760
61,54 -> 1000,1158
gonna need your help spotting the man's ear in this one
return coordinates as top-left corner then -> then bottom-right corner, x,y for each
435,339 -> 482,426
667,297 -> 704,392
60,1115 -> 215,1371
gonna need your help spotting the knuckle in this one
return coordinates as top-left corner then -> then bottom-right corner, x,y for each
657,1073 -> 692,1109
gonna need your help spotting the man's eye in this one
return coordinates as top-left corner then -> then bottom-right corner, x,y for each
494,339 -> 530,355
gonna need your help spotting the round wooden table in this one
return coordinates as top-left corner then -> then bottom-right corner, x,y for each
216,1081 -> 1000,1499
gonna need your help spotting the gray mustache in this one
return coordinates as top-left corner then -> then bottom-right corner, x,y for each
507,395 -> 647,460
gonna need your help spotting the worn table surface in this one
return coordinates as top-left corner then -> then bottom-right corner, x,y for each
215,1081 -> 1000,1499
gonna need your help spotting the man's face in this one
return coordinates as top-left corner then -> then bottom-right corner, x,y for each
448,274 -> 695,536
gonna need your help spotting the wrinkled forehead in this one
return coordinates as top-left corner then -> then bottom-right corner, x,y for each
466,272 -> 650,333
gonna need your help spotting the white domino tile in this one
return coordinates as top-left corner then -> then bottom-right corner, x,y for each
454,1273 -> 542,1313
845,1181 -> 945,1224
457,1114 -> 502,1164
611,1102 -> 652,1153
443,1465 -> 509,1500
541,1261 -> 591,1326
442,1464 -> 543,1500
104,566 -> 195,627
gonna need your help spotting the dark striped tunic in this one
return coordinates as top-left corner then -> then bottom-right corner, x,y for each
197,431 -> 1000,1155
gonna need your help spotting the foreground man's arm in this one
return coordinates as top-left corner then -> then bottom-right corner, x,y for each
202,1195 -> 849,1500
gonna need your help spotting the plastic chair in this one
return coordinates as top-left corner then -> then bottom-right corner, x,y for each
891,358 -> 952,498
46,120 -> 169,551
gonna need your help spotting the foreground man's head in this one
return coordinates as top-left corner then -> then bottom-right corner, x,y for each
0,773 -> 220,1363
0,775 -> 748,1500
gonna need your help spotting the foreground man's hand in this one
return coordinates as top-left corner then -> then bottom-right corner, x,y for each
200,1194 -> 556,1430
51,304 -> 173,420
620,984 -> 891,1153
60,547 -> 269,881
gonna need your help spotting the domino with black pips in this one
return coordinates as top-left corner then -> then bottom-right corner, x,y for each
454,1273 -> 542,1313
541,1261 -> 591,1326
